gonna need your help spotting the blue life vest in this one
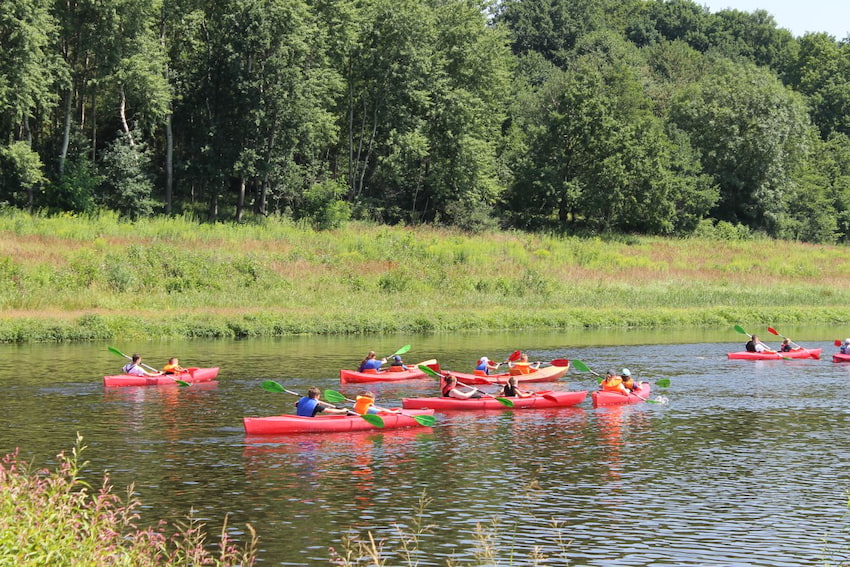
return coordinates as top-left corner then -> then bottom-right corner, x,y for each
359,359 -> 383,372
475,361 -> 489,374
296,397 -> 320,417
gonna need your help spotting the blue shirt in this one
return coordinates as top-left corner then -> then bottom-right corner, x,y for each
295,397 -> 320,417
358,359 -> 383,372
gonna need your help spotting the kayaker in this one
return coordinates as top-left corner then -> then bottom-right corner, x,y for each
353,391 -> 400,415
621,368 -> 638,392
357,351 -> 386,373
441,374 -> 484,399
474,356 -> 500,376
745,335 -> 773,353
122,354 -> 163,377
779,339 -> 793,352
162,357 -> 186,374
295,387 -> 351,417
842,339 -> 850,354
388,355 -> 408,372
600,369 -> 629,396
500,375 -> 533,398
509,353 -> 540,375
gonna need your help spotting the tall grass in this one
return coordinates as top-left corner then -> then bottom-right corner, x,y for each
0,433 -> 257,565
1,210 -> 849,341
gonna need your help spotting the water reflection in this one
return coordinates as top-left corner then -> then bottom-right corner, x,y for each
1,332 -> 850,565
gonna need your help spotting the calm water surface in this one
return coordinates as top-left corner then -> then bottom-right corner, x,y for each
2,327 -> 849,565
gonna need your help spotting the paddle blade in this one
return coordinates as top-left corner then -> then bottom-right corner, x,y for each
767,327 -> 780,336
392,344 -> 412,356
360,414 -> 385,428
655,378 -> 671,388
571,359 -> 591,373
175,380 -> 191,387
108,346 -> 129,359
495,397 -> 515,408
508,350 -> 522,362
835,340 -> 843,347
734,325 -> 748,335
323,390 -> 348,404
412,414 -> 436,427
550,358 -> 570,367
261,380 -> 286,393
418,364 -> 442,379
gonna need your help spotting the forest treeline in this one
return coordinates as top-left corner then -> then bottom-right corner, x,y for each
3,0 -> 850,241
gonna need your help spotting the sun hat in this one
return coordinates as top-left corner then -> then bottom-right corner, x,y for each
621,368 -> 631,377
480,356 -> 489,364
606,368 -> 618,376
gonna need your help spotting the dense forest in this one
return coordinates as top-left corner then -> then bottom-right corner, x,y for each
2,0 -> 850,241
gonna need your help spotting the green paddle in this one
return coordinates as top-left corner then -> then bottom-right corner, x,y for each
387,344 -> 411,358
323,390 -> 436,427
417,365 -> 514,408
108,346 -> 190,387
260,380 -> 385,428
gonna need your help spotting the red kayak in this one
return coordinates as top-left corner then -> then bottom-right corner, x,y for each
401,390 -> 587,411
242,409 -> 434,435
448,364 -> 569,385
591,382 -> 651,407
103,367 -> 219,387
833,353 -> 850,363
727,348 -> 821,360
339,360 -> 440,384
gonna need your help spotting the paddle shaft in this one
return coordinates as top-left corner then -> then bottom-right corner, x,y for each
282,387 -> 351,412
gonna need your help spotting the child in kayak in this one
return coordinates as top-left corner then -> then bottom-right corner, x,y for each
122,354 -> 163,377
499,375 -> 533,398
600,369 -> 629,396
475,356 -> 501,376
509,353 -> 540,375
296,387 -> 351,417
357,351 -> 386,372
162,357 -> 186,374
388,355 -> 408,372
621,368 -> 638,392
353,391 -> 400,415
442,374 -> 484,399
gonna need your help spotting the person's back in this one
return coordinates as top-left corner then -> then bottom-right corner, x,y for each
123,362 -> 146,376
842,340 -> 850,355
745,340 -> 757,352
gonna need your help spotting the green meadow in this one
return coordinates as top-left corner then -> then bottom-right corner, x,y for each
1,210 -> 848,342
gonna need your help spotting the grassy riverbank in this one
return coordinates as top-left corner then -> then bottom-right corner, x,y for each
1,211 -> 848,343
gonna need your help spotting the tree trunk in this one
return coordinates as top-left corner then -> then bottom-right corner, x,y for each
118,86 -> 135,147
59,88 -> 72,175
165,113 -> 173,214
236,177 -> 246,222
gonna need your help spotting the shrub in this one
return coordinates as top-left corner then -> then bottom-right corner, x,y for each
0,434 -> 257,566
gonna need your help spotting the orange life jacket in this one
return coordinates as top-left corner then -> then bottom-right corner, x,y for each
353,396 -> 375,414
510,362 -> 534,375
162,364 -> 183,375
602,376 -> 626,393
389,365 -> 405,372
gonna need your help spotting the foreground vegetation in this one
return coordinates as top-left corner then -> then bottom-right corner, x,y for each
0,435 -> 257,566
1,212 -> 848,342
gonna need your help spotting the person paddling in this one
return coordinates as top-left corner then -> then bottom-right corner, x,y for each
499,375 -> 533,398
474,356 -> 501,376
600,369 -> 629,396
441,374 -> 484,399
162,357 -> 186,374
621,368 -> 639,392
122,354 -> 163,377
295,387 -> 351,417
509,353 -> 540,375
357,351 -> 386,373
745,334 -> 774,353
842,339 -> 850,355
353,391 -> 400,415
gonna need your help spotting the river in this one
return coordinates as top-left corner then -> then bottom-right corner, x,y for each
1,326 -> 848,565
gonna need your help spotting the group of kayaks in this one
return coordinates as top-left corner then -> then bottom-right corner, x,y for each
102,346 -> 659,436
